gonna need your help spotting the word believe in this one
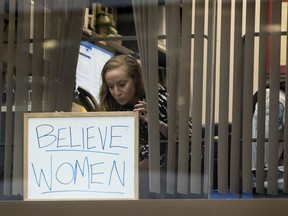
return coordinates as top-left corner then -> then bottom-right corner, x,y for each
35,123 -> 130,152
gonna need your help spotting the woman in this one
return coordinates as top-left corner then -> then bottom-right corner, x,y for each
98,54 -> 168,162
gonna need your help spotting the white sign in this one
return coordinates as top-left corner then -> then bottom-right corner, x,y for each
24,112 -> 139,201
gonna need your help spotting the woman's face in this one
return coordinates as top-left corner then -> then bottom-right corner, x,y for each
105,65 -> 138,106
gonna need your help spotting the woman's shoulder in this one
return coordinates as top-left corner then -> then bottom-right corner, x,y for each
158,83 -> 166,91
158,83 -> 167,96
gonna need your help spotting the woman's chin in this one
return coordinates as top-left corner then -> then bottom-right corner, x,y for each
117,101 -> 127,106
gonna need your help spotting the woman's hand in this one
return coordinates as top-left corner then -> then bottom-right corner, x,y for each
133,100 -> 148,122
133,100 -> 168,138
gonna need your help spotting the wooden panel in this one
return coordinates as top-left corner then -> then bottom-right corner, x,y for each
1,200 -> 288,216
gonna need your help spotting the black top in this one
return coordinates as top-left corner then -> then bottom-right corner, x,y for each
119,84 -> 168,161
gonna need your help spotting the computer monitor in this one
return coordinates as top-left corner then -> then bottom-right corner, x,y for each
75,41 -> 114,102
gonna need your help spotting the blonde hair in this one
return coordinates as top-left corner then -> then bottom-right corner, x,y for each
98,55 -> 145,111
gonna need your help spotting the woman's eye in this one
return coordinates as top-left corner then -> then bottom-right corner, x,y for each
119,83 -> 126,87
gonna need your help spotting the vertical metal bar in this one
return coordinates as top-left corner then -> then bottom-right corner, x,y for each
190,0 -> 205,194
147,0 -> 160,193
50,0 -> 68,111
132,0 -> 145,69
177,0 -> 192,194
217,0 -> 231,194
204,0 -> 217,197
55,0 -> 86,111
43,1 -> 87,112
132,0 -> 142,58
132,0 -> 150,196
132,0 -> 148,91
43,1 -> 61,111
242,0 -> 255,194
140,0 -> 149,87
267,0 -> 281,195
255,0 -> 269,194
3,0 -> 16,196
230,0 -> 243,194
165,0 -> 180,194
11,0 -> 31,196
0,0 -> 4,195
31,0 -> 45,112
284,0 -> 288,193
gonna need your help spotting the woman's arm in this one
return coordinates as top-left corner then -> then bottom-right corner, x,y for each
159,120 -> 168,138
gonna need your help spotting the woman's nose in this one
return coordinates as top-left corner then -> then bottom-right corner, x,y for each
114,87 -> 121,96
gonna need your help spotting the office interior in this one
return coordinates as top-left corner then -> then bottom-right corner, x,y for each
1,0 -> 288,215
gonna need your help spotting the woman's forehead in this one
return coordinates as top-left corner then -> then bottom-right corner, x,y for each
105,66 -> 130,81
